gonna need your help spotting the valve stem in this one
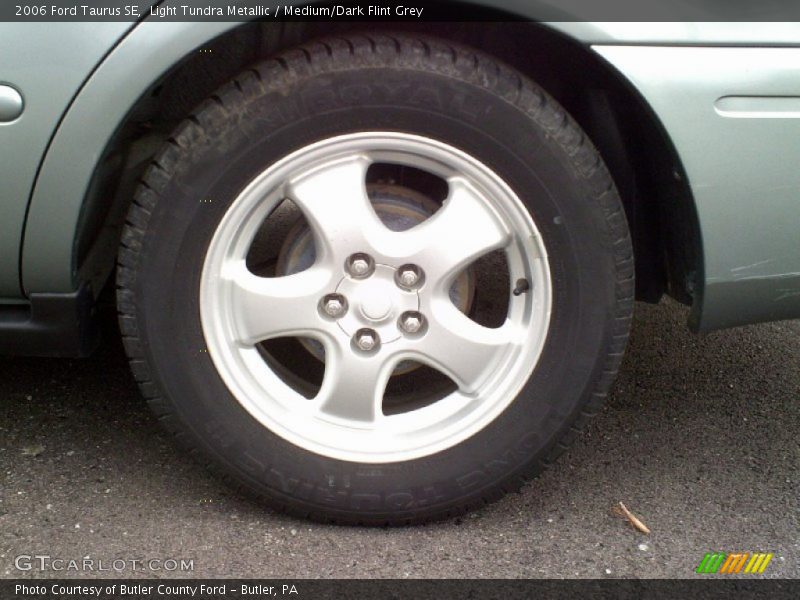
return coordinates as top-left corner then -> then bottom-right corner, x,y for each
513,278 -> 530,296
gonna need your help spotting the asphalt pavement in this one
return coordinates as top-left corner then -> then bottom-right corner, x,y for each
1,299 -> 798,579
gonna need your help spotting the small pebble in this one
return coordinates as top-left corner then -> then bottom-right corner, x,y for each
21,445 -> 45,457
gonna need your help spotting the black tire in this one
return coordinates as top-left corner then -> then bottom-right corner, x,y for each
117,33 -> 633,525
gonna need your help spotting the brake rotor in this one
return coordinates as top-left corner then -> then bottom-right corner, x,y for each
276,183 -> 476,374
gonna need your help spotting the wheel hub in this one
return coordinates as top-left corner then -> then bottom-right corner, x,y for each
357,282 -> 395,322
335,264 -> 419,344
277,184 -> 470,367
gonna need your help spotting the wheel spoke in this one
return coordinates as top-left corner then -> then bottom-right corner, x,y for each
286,155 -> 385,263
315,344 -> 395,424
388,177 -> 511,285
411,300 -> 517,394
225,261 -> 331,345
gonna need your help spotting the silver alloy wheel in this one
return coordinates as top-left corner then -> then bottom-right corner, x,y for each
200,132 -> 552,463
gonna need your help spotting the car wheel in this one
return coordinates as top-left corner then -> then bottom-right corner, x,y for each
117,34 -> 633,524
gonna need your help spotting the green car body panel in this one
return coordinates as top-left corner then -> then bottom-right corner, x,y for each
1,6 -> 799,344
0,22 -> 133,299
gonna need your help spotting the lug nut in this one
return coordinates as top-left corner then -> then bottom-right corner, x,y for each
351,259 -> 370,276
354,329 -> 380,352
347,253 -> 374,279
399,311 -> 426,335
400,270 -> 419,287
320,294 -> 347,318
396,264 -> 424,290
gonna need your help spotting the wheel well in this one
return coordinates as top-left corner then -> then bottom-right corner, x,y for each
79,19 -> 700,306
